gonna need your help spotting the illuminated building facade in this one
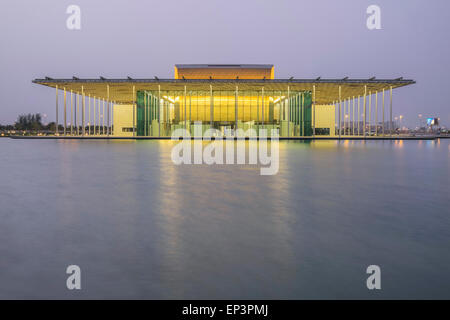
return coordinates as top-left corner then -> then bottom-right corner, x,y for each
33,64 -> 415,138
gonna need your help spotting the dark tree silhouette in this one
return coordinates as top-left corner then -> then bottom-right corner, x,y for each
14,113 -> 43,131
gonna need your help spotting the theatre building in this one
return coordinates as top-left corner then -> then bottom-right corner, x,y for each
33,64 -> 415,138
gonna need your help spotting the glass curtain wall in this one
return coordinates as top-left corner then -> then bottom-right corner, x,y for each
136,90 -> 312,137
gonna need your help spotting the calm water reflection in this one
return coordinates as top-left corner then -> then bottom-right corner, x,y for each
0,138 -> 449,299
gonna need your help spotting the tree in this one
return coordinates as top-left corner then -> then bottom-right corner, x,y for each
14,113 -> 43,131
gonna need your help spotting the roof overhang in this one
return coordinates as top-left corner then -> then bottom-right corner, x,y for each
33,78 -> 415,105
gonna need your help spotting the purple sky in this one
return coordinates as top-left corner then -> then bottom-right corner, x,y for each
0,0 -> 448,127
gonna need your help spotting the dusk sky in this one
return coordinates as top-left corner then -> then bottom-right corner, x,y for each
0,0 -> 448,127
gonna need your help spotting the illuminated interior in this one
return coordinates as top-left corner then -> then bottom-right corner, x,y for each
134,89 -> 314,137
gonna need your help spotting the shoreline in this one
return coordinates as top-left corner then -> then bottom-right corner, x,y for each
8,135 -> 445,141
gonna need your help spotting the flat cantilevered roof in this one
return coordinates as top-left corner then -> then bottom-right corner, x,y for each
32,78 -> 415,105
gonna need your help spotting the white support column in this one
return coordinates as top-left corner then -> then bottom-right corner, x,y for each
102,98 -> 105,135
144,92 -> 147,136
132,85 -> 136,137
375,91 -> 378,136
99,98 -> 101,135
287,86 -> 290,137
382,89 -> 385,136
357,95 -> 360,136
278,91 -> 282,126
158,85 -> 161,137
184,86 -> 187,134
338,86 -> 341,139
313,85 -> 316,137
332,100 -> 335,135
98,98 -> 101,135
348,97 -> 351,136
93,96 -> 96,135
363,85 -> 367,137
256,91 -> 260,136
261,87 -> 265,125
82,86 -> 85,136
343,99 -> 347,136
107,85 -> 110,137
301,93 -> 305,136
103,98 -> 106,135
368,91 -> 371,136
209,85 -> 213,129
75,92 -> 79,135
55,85 -> 59,135
352,96 -> 355,136
63,87 -> 67,136
348,98 -> 350,135
347,98 -> 350,135
235,85 -> 238,136
111,100 -> 114,136
347,99 -> 350,135
389,86 -> 393,137
88,94 -> 91,135
70,90 -> 73,135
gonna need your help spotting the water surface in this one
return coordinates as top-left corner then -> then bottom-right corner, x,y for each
0,138 -> 449,299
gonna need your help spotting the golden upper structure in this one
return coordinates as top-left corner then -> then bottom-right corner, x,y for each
174,64 -> 274,80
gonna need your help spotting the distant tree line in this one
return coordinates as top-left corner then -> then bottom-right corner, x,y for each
14,113 -> 43,130
0,113 -> 105,135
0,113 -> 58,134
